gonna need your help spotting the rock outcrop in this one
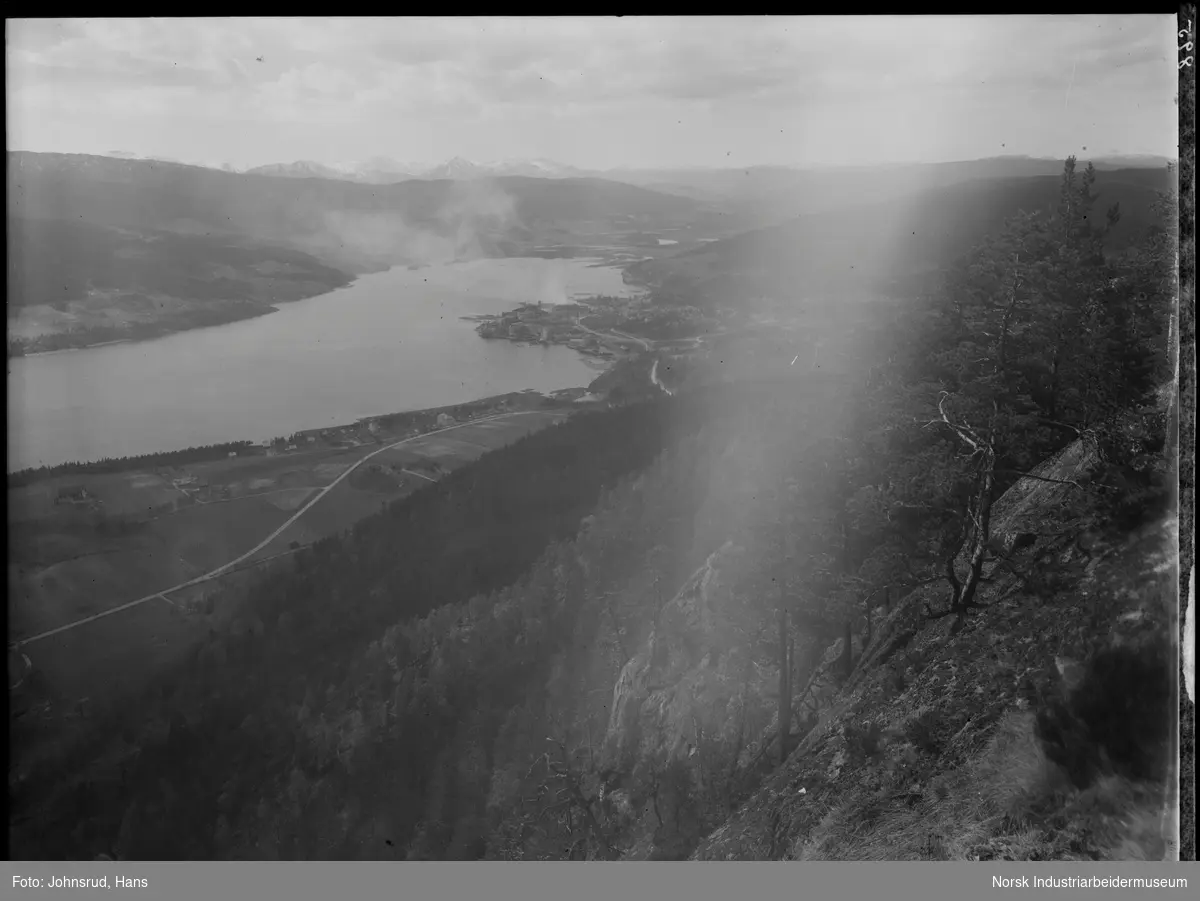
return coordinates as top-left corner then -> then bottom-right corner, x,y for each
603,542 -> 768,774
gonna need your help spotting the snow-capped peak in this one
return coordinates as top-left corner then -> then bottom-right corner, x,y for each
240,155 -> 591,183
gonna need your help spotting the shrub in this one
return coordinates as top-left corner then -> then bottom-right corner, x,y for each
1034,642 -> 1172,789
904,709 -> 945,756
845,721 -> 885,763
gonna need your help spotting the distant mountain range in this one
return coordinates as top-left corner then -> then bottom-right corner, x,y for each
103,150 -> 1174,195
101,151 -> 600,183
135,152 -> 1176,237
241,156 -> 592,183
11,151 -> 700,270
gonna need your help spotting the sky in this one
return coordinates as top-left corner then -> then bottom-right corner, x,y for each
5,15 -> 1180,172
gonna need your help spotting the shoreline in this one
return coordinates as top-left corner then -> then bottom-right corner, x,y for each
7,298 -> 296,359
7,252 -> 642,359
13,338 -> 136,358
9,258 -> 639,475
7,383 -> 614,482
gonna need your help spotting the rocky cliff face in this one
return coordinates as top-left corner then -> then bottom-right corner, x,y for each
598,536 -> 870,858
595,540 -> 775,858
603,542 -> 763,771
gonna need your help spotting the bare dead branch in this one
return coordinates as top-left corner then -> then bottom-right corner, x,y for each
936,392 -> 983,451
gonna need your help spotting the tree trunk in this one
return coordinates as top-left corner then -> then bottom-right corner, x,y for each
955,454 -> 997,613
1048,353 -> 1061,421
777,607 -> 792,766
839,619 -> 854,681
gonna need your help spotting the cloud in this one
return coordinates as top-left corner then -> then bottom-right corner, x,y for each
9,18 -> 255,89
250,62 -> 363,121
5,16 -> 1178,168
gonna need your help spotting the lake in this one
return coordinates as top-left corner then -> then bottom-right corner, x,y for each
7,258 -> 635,471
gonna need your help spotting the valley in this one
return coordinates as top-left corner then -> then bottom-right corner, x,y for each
6,152 -> 733,354
5,12 -> 1187,878
8,392 -> 578,785
6,143 -> 1182,867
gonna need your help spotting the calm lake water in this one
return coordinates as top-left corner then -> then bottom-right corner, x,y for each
8,258 -> 634,471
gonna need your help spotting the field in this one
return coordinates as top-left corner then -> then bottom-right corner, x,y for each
246,415 -> 560,559
7,409 -> 567,761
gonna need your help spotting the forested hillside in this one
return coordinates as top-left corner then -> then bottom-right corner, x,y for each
630,166 -> 1172,307
610,155 -> 1172,224
7,152 -> 700,274
9,159 -> 1176,862
7,219 -> 353,312
9,385 -> 780,859
6,151 -> 704,351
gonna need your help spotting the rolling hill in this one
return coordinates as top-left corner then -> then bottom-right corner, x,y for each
8,152 -> 701,272
606,155 -> 1174,221
6,216 -> 356,354
6,152 -> 702,351
7,218 -> 353,311
628,166 -> 1173,307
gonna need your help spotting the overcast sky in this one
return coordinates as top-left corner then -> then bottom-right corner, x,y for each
5,16 -> 1180,171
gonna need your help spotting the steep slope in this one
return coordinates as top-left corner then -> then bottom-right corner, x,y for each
692,446 -> 1175,861
544,430 -> 1171,862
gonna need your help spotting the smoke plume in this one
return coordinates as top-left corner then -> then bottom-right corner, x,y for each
310,178 -> 520,272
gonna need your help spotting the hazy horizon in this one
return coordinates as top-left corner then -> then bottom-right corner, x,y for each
7,16 -> 1179,173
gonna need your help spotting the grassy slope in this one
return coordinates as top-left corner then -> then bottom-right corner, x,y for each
694,440 -> 1175,861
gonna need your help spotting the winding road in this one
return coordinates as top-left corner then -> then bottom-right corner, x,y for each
9,410 -> 547,651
